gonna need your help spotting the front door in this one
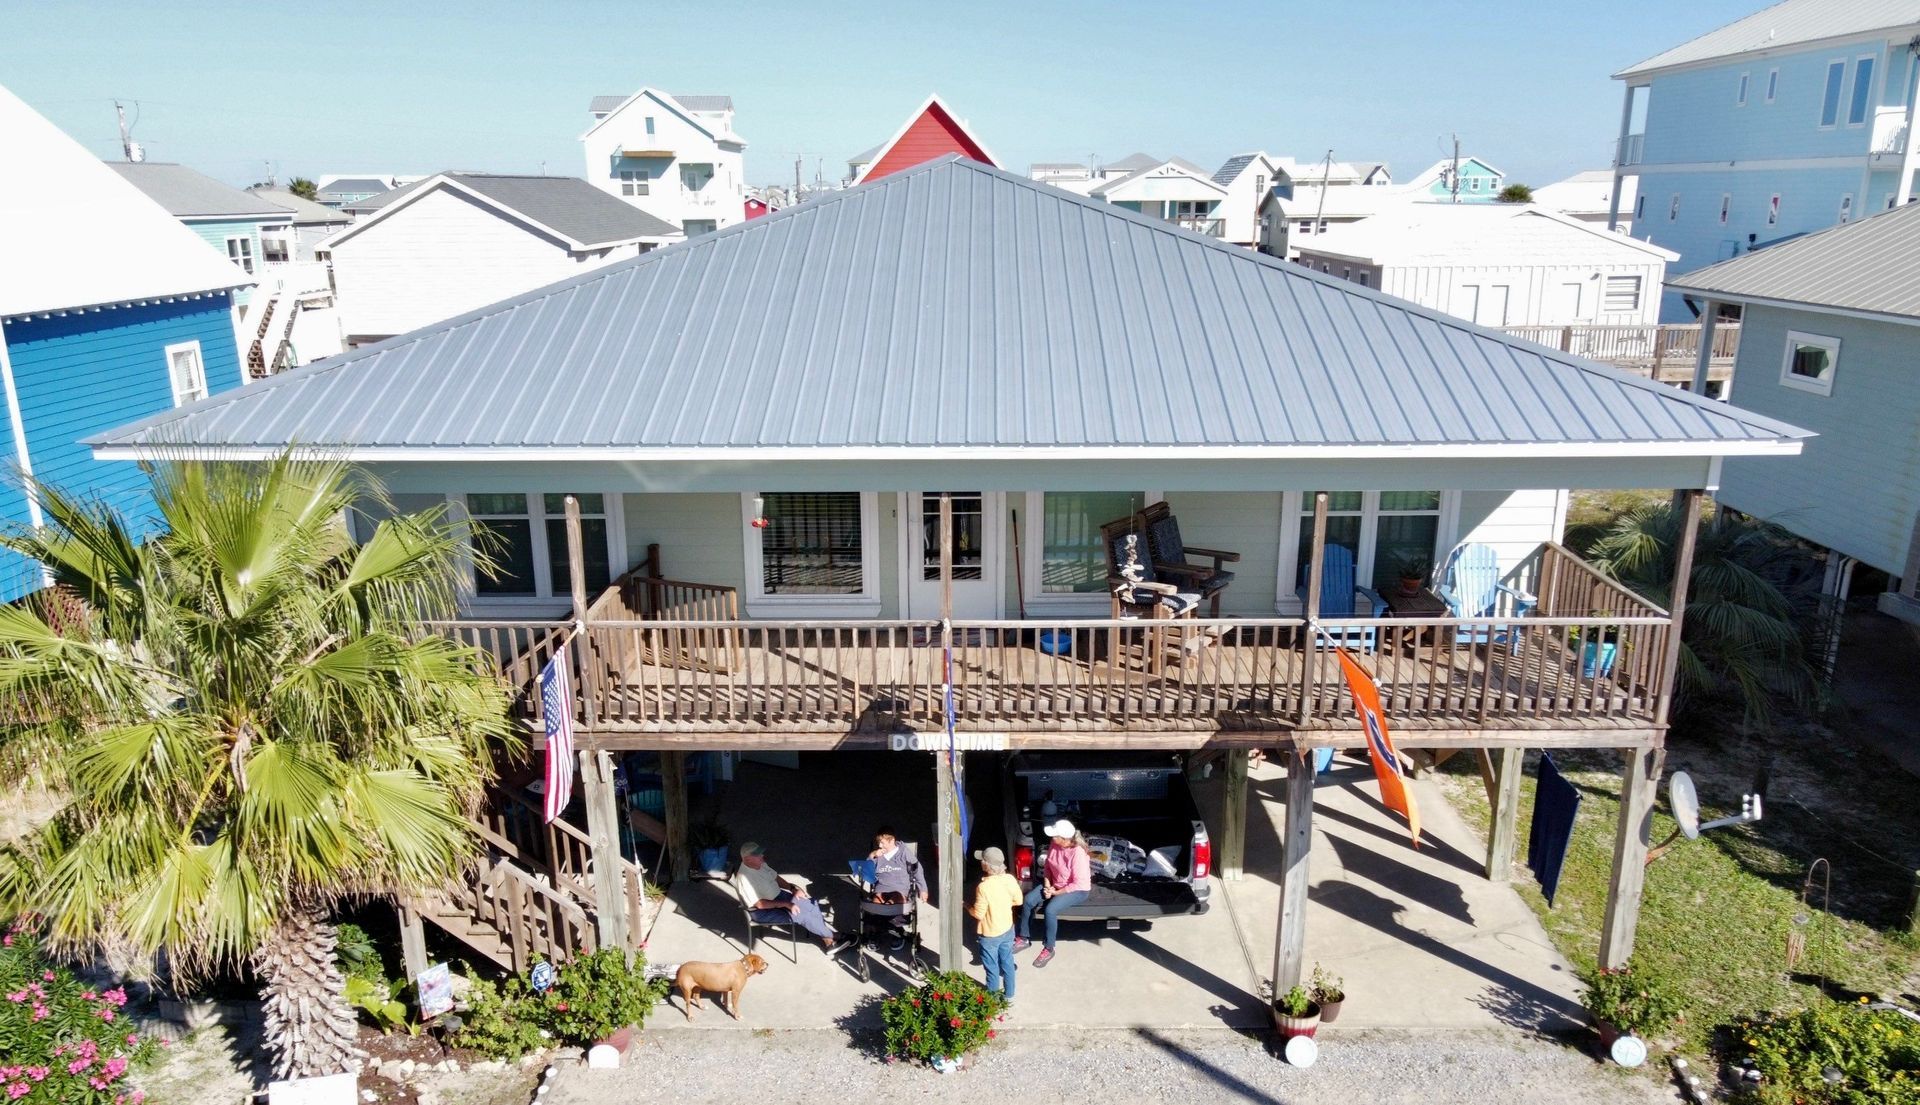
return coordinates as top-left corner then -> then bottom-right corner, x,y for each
905,492 -> 1003,619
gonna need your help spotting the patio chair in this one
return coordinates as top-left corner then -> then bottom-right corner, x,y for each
1138,502 -> 1239,616
1296,543 -> 1388,651
1436,543 -> 1536,648
1101,520 -> 1206,673
731,861 -> 832,964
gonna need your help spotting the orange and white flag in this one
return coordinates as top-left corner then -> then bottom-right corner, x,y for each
1334,647 -> 1422,849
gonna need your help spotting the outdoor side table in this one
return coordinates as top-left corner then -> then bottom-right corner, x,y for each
1380,589 -> 1446,655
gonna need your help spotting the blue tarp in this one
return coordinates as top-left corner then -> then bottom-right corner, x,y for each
1527,752 -> 1582,907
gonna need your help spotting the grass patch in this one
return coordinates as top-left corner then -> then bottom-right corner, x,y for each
1440,742 -> 1919,1053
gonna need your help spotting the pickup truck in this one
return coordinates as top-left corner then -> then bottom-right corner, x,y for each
999,751 -> 1211,920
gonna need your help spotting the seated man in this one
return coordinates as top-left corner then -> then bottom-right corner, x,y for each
859,827 -> 927,950
734,841 -> 850,956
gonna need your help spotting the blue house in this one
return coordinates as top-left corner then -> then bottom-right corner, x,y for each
1609,0 -> 1920,319
1407,156 -> 1505,202
0,85 -> 252,600
1668,200 -> 1920,633
109,162 -> 293,288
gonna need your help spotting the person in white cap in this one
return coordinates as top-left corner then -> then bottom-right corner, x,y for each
1013,819 -> 1091,967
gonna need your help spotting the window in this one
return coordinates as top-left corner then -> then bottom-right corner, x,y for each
1767,193 -> 1781,226
747,492 -> 878,611
1839,193 -> 1854,223
1765,68 -> 1779,103
1848,56 -> 1875,126
1736,72 -> 1749,106
644,116 -> 655,136
618,169 -> 649,196
164,341 -> 207,406
1038,492 -> 1142,594
1557,282 -> 1584,319
1603,275 -> 1642,312
1718,193 -> 1731,225
1886,192 -> 1899,211
1356,273 -> 1369,288
1820,60 -> 1845,127
683,219 -> 718,236
1780,331 -> 1839,395
1317,219 -> 1328,233
1341,266 -> 1351,279
261,237 -> 289,264
1296,220 -> 1313,233
225,235 -> 254,274
464,493 -> 616,599
1634,194 -> 1645,220
1669,193 -> 1681,221
1294,491 -> 1444,595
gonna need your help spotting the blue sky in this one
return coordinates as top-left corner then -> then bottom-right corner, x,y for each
3,0 -> 1758,190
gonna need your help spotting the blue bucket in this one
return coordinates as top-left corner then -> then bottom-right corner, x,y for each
1038,630 -> 1073,656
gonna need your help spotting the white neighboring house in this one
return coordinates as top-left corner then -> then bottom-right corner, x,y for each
247,187 -> 351,263
1209,153 -> 1283,247
1534,170 -> 1639,234
1292,203 -> 1676,328
1089,158 -> 1229,236
317,172 -> 683,345
581,89 -> 745,237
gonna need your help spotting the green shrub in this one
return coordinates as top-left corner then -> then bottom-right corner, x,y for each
880,970 -> 1007,1064
450,974 -> 545,1061
344,975 -> 414,1035
333,922 -> 387,986
1582,963 -> 1686,1038
1737,1000 -> 1920,1104
0,919 -> 160,1104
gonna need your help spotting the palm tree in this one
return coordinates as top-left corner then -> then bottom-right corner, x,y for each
1576,499 -> 1817,727
0,454 -> 516,1079
1496,183 -> 1534,203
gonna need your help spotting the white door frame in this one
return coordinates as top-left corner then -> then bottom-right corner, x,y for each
897,491 -> 1006,620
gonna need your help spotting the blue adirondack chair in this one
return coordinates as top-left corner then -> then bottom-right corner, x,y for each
1436,543 -> 1537,647
1297,543 -> 1388,650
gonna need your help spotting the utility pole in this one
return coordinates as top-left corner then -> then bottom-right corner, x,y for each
794,155 -> 803,199
263,160 -> 275,187
1310,148 -> 1334,238
1450,133 -> 1462,204
113,101 -> 141,162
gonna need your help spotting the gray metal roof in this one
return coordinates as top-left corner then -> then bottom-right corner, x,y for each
590,93 -> 732,114
91,156 -> 1809,456
329,172 -> 681,248
1100,152 -> 1159,172
247,187 -> 350,225
1616,0 -> 1920,78
1667,200 -> 1920,321
1213,153 -> 1258,185
106,162 -> 292,219
317,177 -> 394,196
849,144 -> 882,165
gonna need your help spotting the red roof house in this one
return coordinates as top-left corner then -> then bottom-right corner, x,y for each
851,95 -> 998,184
744,197 -> 774,220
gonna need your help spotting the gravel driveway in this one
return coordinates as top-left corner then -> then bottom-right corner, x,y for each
549,1026 -> 1682,1105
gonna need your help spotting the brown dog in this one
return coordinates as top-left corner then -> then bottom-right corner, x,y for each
673,953 -> 768,1020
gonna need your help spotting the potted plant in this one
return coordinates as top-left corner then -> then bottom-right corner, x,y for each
1309,964 -> 1346,1024
690,820 -> 732,877
1575,612 -> 1621,678
879,969 -> 1008,1072
1395,555 -> 1431,597
1271,984 -> 1322,1039
1580,964 -> 1683,1059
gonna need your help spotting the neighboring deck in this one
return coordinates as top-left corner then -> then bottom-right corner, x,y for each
435,543 -> 1675,751
1500,322 -> 1738,389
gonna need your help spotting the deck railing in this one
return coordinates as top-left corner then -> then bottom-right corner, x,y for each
1500,323 -> 1740,382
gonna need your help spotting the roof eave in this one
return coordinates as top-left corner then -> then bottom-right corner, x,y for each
1665,283 -> 1920,328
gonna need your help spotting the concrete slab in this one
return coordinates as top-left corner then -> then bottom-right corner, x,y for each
640,750 -> 1583,1035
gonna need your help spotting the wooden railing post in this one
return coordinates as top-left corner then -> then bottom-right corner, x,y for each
1690,304 -> 1719,395
1653,490 -> 1703,728
1298,493 -> 1329,725
563,496 -> 598,727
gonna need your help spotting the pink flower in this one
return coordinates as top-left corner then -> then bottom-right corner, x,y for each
81,990 -> 96,1001
103,988 -> 127,1008
23,1069 -> 45,1082
2,934 -> 11,946
40,972 -> 52,982
7,1081 -> 28,1099
98,1008 -> 115,1022
125,1034 -> 139,1046
67,1058 -> 92,1075
102,1058 -> 128,1080
31,1004 -> 48,1022
5,991 -> 24,1003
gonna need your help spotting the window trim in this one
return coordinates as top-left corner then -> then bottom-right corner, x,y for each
1736,71 -> 1749,106
617,168 -> 650,197
224,234 -> 255,274
1718,192 -> 1731,225
164,340 -> 208,407
741,491 -> 882,618
1779,331 -> 1839,396
1602,274 -> 1642,313
448,492 -> 626,612
1273,491 -> 1459,614
1764,67 -> 1779,104
1820,59 -> 1846,128
1846,54 -> 1875,127
1668,192 -> 1680,221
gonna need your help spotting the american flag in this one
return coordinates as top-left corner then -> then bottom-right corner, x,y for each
540,650 -> 575,824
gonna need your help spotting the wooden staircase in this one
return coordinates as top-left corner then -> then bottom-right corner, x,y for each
412,785 -> 650,972
245,298 -> 277,379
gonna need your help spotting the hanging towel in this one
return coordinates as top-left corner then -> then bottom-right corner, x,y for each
1527,752 -> 1582,907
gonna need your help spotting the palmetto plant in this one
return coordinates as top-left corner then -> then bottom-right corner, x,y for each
0,454 -> 516,1079
1576,499 -> 1816,727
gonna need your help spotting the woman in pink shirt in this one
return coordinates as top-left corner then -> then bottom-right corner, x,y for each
1013,819 -> 1092,967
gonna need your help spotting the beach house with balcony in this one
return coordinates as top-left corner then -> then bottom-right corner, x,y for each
1609,0 -> 1920,318
1090,157 -> 1229,236
582,89 -> 746,237
91,155 -> 1809,995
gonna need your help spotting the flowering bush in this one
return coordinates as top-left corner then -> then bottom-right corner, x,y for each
1737,1000 -> 1920,1105
0,920 -> 157,1103
879,971 -> 1007,1064
537,949 -> 667,1045
448,974 -> 545,1061
1581,963 -> 1685,1038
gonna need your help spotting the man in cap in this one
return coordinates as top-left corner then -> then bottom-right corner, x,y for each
734,841 -> 851,956
967,845 -> 1023,1004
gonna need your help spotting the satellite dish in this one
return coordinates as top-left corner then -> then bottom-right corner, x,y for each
1284,1035 -> 1319,1068
1610,1034 -> 1648,1068
1669,771 -> 1701,839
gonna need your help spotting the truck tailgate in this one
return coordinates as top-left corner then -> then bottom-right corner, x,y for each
1070,879 -> 1201,919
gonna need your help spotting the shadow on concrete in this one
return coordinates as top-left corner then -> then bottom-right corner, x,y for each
1317,881 -> 1581,1030
1133,1027 -> 1290,1104
1112,930 -> 1266,1026
1324,832 -> 1474,926
1313,798 -> 1481,879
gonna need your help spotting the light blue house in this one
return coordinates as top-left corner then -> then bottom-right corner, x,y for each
1609,0 -> 1920,319
1408,156 -> 1505,201
0,85 -> 251,600
1668,200 -> 1920,630
108,162 -> 293,291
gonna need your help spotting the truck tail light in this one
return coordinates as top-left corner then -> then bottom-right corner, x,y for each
1014,844 -> 1034,881
1191,825 -> 1211,881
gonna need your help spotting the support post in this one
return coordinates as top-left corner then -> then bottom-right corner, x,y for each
1689,303 -> 1719,396
1222,748 -> 1250,881
933,492 -> 965,971
1599,747 -> 1662,968
1270,750 -> 1315,998
579,748 -> 630,951
1607,84 -> 1636,231
563,496 -> 597,726
660,749 -> 689,883
1298,492 -> 1329,725
397,904 -> 429,983
1485,747 -> 1525,882
1903,870 -> 1920,940
1654,490 -> 1704,728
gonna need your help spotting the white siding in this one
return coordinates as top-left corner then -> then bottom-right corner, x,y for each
582,93 -> 747,233
325,188 -> 641,339
1454,489 -> 1568,587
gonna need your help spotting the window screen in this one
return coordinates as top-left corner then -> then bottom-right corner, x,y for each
543,493 -> 610,597
761,493 -> 864,594
1041,492 -> 1143,593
